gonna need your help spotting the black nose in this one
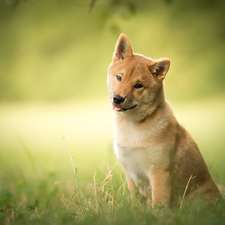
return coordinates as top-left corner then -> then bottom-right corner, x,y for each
113,95 -> 125,105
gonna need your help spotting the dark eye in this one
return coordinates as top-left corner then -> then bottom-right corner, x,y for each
116,75 -> 122,82
134,83 -> 143,89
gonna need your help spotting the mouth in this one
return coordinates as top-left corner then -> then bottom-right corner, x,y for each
111,103 -> 137,112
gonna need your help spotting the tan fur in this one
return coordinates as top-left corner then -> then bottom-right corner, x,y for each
107,33 -> 221,208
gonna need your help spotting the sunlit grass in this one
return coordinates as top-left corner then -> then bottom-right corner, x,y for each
1,96 -> 225,172
0,96 -> 225,183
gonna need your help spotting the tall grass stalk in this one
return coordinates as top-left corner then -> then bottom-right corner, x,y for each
63,137 -> 80,202
179,175 -> 197,211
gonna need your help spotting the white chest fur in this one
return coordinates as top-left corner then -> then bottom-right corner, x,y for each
113,115 -> 171,186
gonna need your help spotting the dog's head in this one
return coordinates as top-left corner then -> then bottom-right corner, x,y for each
107,33 -> 170,116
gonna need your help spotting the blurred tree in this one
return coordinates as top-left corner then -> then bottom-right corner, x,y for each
2,0 -> 225,102
4,0 -> 172,13
4,0 -> 225,28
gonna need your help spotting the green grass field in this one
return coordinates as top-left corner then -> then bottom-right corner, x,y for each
0,97 -> 225,224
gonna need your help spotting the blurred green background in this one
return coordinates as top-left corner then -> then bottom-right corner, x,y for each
0,0 -> 225,208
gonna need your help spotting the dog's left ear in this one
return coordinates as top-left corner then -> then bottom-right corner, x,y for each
148,58 -> 170,82
112,33 -> 133,63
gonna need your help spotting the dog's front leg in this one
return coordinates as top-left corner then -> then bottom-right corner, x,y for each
125,173 -> 137,198
149,168 -> 171,208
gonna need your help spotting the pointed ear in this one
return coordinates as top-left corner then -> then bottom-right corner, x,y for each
148,58 -> 170,82
112,33 -> 133,63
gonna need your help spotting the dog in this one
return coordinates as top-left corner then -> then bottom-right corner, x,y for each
107,33 -> 221,208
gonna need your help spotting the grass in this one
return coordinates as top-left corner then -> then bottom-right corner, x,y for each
0,162 -> 225,225
0,98 -> 225,224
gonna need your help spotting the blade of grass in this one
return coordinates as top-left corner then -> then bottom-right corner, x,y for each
63,137 -> 80,202
97,162 -> 118,194
44,179 -> 73,214
179,175 -> 197,211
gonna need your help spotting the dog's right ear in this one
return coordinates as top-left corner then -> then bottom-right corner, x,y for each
112,33 -> 133,63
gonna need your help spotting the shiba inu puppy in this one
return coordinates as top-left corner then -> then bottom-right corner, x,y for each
107,33 -> 221,208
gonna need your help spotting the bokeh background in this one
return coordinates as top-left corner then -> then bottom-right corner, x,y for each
0,0 -> 225,208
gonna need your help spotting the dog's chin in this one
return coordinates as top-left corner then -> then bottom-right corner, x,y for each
111,103 -> 137,112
